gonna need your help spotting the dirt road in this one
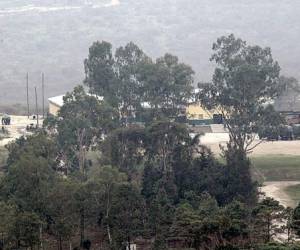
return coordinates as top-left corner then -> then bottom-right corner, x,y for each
0,115 -> 40,146
202,132 -> 300,156
261,181 -> 300,208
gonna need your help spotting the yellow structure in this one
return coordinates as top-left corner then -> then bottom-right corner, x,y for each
186,102 -> 213,120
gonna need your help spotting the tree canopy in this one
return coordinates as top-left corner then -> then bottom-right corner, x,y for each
198,34 -> 283,154
0,36 -> 299,250
84,41 -> 194,123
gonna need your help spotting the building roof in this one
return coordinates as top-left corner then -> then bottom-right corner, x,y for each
48,95 -> 65,107
48,93 -> 104,108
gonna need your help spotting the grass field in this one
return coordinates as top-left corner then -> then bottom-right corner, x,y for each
251,154 -> 300,206
251,155 -> 300,182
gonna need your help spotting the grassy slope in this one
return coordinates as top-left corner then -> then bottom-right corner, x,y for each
252,155 -> 300,205
251,155 -> 300,182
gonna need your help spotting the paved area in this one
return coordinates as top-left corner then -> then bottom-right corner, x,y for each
202,132 -> 300,156
0,115 -> 42,146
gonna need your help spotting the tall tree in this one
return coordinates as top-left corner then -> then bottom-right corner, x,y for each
52,86 -> 119,173
1,143 -> 56,249
45,87 -> 119,247
222,143 -> 257,205
115,42 -> 150,123
252,198 -> 285,243
142,121 -> 193,203
144,121 -> 191,172
101,126 -> 146,181
139,54 -> 194,120
46,179 -> 78,250
87,165 -> 127,248
109,184 -> 145,250
84,41 -> 194,122
84,41 -> 150,121
198,34 -> 282,154
84,41 -> 117,105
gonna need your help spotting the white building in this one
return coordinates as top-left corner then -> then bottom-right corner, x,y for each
48,95 -> 65,116
48,93 -> 104,116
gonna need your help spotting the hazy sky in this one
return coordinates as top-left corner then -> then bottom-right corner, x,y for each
0,0 -> 299,104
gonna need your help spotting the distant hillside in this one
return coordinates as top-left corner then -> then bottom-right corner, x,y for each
0,0 -> 299,105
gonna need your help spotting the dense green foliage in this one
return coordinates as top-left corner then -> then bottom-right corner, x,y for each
198,34 -> 283,155
84,41 -> 194,122
0,35 -> 299,250
1,128 -> 295,250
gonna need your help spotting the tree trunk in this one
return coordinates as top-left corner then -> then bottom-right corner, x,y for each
80,209 -> 85,247
127,236 -> 131,250
59,236 -> 63,250
77,128 -> 87,174
69,240 -> 72,250
106,186 -> 112,246
107,224 -> 112,246
39,225 -> 43,250
267,216 -> 271,242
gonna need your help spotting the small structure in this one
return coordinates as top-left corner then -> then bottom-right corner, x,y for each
186,102 -> 213,125
274,91 -> 300,124
48,95 -> 65,116
186,102 -> 224,126
48,93 -> 103,116
185,88 -> 223,125
1,114 -> 11,125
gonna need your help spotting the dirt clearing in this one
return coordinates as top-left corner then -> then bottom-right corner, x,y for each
0,115 -> 42,146
261,181 -> 300,208
202,133 -> 300,156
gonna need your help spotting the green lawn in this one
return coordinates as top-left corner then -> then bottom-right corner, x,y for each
284,184 -> 300,207
251,155 -> 300,182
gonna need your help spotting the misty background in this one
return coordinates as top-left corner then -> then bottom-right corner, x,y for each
0,0 -> 299,105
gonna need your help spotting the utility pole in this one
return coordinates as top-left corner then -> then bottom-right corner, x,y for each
35,87 -> 39,128
42,73 -> 45,119
26,73 -> 30,118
